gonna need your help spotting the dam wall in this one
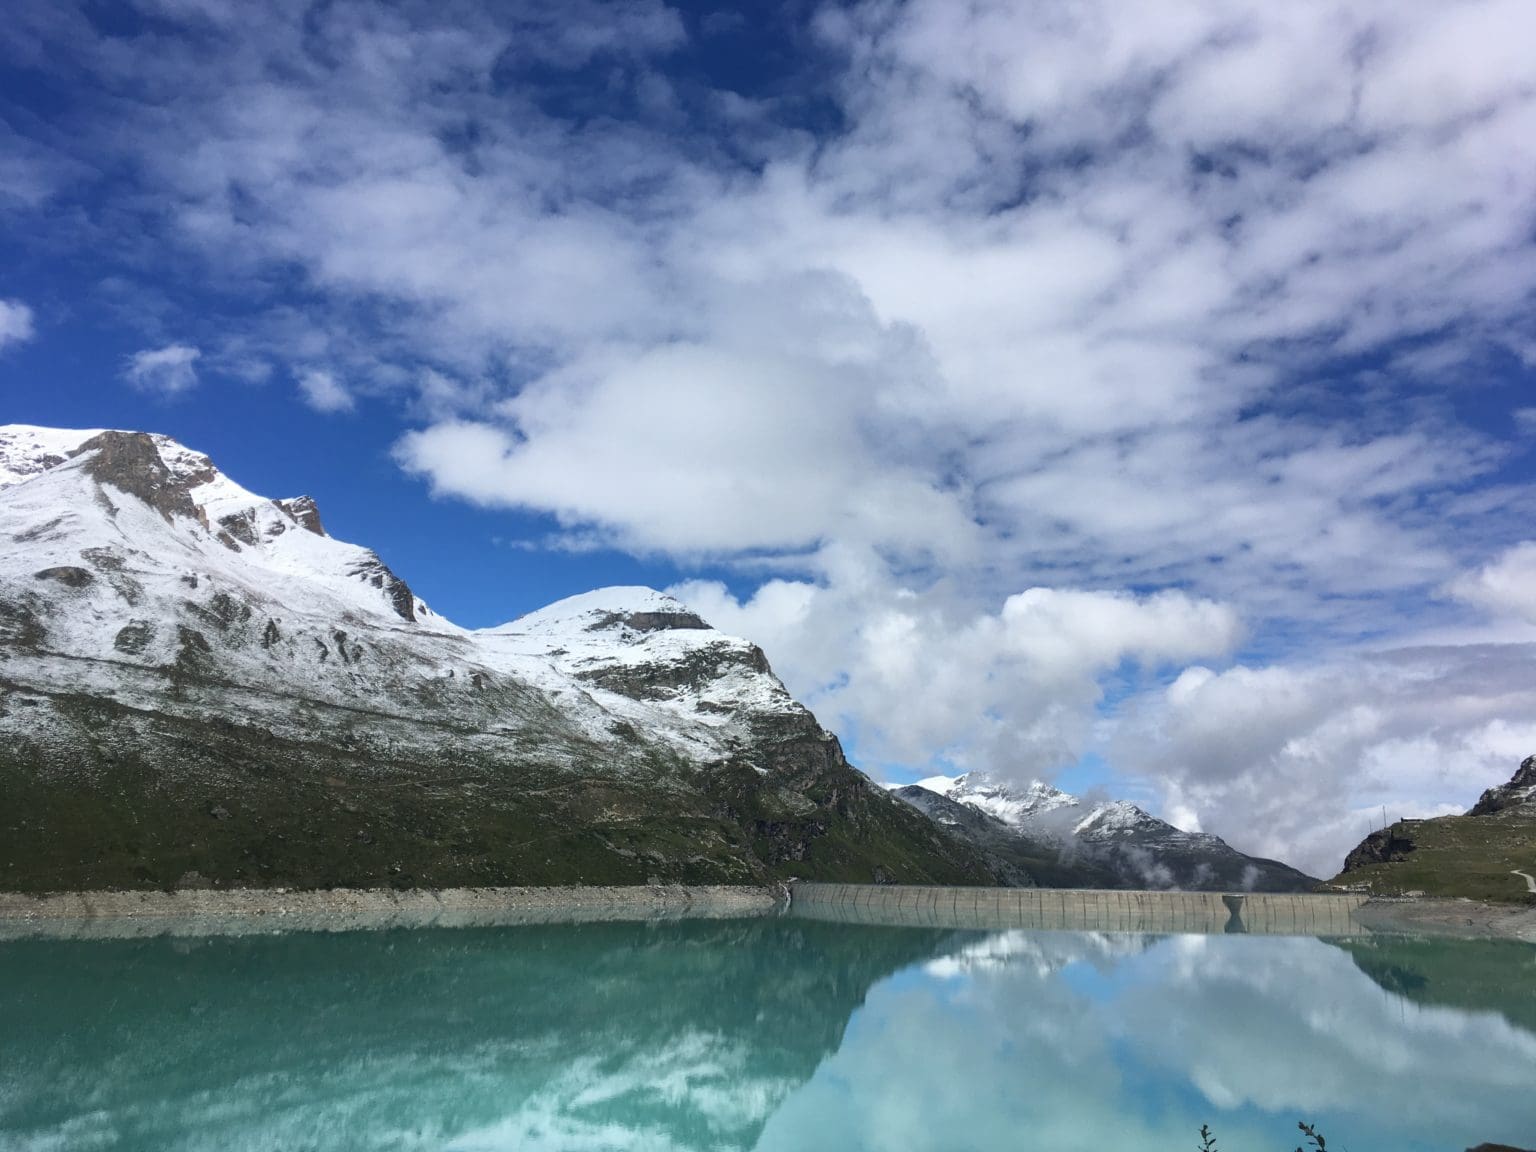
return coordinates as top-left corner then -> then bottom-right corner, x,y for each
789,883 -> 1369,936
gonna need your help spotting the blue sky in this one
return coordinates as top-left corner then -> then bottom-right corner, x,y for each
3,0 -> 1536,872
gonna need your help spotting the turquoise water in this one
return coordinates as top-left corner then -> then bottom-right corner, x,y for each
1,917 -> 1533,1151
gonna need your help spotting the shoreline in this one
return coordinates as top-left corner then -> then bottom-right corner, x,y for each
1346,895 -> 1536,941
0,884 -> 782,940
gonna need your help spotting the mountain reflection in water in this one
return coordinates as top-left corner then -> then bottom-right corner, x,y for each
0,917 -> 1532,1151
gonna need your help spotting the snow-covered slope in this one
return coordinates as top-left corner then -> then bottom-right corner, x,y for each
0,424 -> 998,892
893,773 -> 1315,892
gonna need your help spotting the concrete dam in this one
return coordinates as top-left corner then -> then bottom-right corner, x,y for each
789,883 -> 1370,936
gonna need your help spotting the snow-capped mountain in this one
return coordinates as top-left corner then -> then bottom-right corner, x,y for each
0,424 -> 998,892
892,773 -> 1315,892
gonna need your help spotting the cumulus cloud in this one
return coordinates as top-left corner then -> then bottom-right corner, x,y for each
1114,645 -> 1536,875
124,343 -> 201,396
0,299 -> 35,350
1451,542 -> 1536,625
296,368 -> 354,413
671,573 -> 1239,778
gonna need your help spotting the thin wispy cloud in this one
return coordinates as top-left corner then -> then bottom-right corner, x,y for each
124,343 -> 201,396
5,0 -> 1535,870
296,368 -> 354,414
0,299 -> 34,350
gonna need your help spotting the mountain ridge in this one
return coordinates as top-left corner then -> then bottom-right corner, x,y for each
0,423 -> 1000,892
892,772 -> 1316,892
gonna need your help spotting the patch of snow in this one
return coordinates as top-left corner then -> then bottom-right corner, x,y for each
0,424 -> 107,489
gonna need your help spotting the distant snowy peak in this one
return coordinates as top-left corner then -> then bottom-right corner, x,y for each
911,772 -> 1111,835
892,770 -> 1317,891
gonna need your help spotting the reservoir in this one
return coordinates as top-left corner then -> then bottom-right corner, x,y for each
1,903 -> 1532,1150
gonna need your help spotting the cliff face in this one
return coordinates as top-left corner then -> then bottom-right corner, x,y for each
0,424 -> 1000,893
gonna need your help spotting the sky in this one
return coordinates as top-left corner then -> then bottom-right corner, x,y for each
2,0 -> 1535,876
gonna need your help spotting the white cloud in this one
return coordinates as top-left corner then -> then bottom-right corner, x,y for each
0,299 -> 35,350
1113,645 -> 1536,876
1450,542 -> 1536,624
124,343 -> 201,396
671,572 -> 1239,780
296,368 -> 354,413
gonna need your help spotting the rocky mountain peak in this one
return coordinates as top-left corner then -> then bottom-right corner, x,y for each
1,423 -> 422,625
1468,754 -> 1536,817
893,770 -> 1314,891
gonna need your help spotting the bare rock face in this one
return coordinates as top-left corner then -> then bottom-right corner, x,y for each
76,430 -> 205,522
1342,825 -> 1417,871
277,495 -> 326,536
589,609 -> 711,633
1469,755 -> 1536,817
344,554 -> 417,622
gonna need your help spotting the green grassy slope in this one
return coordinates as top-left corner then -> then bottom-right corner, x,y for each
1329,814 -> 1536,905
0,683 -> 1001,893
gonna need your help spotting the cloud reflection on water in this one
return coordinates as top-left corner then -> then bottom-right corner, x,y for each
0,921 -> 1531,1151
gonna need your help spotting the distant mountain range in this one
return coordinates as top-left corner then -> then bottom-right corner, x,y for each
1331,755 -> 1536,903
890,774 -> 1316,892
0,423 -> 1317,894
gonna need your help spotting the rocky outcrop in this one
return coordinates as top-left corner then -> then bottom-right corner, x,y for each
276,495 -> 325,536
1469,754 -> 1536,817
344,553 -> 417,622
1342,824 -> 1418,871
77,430 -> 205,521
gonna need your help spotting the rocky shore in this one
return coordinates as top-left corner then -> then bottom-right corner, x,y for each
0,884 -> 781,940
1351,896 -> 1536,942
